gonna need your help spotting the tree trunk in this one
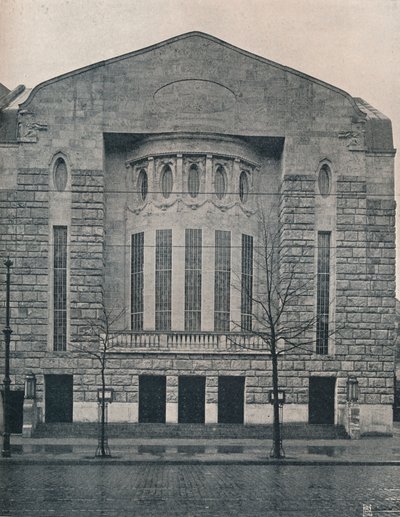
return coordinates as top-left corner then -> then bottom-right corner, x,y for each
271,347 -> 283,459
100,366 -> 106,457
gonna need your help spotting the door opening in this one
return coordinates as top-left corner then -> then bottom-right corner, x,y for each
1,390 -> 24,433
178,376 -> 205,423
45,375 -> 73,423
309,376 -> 335,424
218,376 -> 245,424
139,375 -> 166,423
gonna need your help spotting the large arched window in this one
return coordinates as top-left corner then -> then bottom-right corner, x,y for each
188,164 -> 200,198
53,157 -> 68,192
239,171 -> 249,203
318,164 -> 331,197
161,165 -> 173,198
137,169 -> 148,201
215,165 -> 226,200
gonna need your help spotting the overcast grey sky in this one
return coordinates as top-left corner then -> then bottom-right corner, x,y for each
1,0 -> 399,291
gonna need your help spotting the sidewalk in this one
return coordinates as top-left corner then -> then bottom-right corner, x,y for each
2,433 -> 400,465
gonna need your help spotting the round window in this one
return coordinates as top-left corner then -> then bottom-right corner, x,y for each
188,165 -> 200,198
137,169 -> 148,201
53,157 -> 68,192
215,165 -> 226,200
161,165 -> 173,199
239,171 -> 249,203
318,164 -> 331,197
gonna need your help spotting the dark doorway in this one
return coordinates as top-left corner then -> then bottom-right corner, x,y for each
178,376 -> 205,423
139,375 -> 166,423
1,390 -> 24,433
309,376 -> 336,424
45,375 -> 73,423
218,376 -> 245,423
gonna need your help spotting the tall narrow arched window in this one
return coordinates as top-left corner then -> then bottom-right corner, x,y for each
318,164 -> 331,197
215,165 -> 226,200
137,169 -> 148,201
188,164 -> 200,198
161,165 -> 173,199
239,171 -> 249,203
53,157 -> 68,192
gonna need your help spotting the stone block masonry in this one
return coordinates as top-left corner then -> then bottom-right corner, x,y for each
0,32 -> 395,434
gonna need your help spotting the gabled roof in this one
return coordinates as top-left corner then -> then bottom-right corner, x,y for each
0,84 -> 27,111
19,31 -> 365,118
0,83 -> 10,99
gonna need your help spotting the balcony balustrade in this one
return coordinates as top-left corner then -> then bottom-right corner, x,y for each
106,331 -> 270,354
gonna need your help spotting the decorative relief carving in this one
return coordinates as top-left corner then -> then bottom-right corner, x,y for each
154,157 -> 176,209
338,129 -> 364,149
154,80 -> 236,114
126,153 -> 257,216
17,111 -> 48,142
183,156 -> 206,204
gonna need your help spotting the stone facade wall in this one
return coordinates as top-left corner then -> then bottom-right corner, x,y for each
0,34 -> 396,433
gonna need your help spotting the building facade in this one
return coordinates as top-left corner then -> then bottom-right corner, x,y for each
0,33 -> 396,434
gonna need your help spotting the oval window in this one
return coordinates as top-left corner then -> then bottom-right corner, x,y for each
239,171 -> 249,203
137,169 -> 148,201
318,164 -> 331,197
161,165 -> 173,199
215,165 -> 226,200
188,165 -> 200,198
54,157 -> 68,192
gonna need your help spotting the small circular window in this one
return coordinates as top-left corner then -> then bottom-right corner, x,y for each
53,157 -> 68,192
318,164 -> 331,197
239,171 -> 249,203
137,169 -> 148,201
215,165 -> 226,200
188,165 -> 200,198
161,165 -> 173,199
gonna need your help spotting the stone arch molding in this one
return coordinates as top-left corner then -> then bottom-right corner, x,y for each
316,158 -> 335,198
153,79 -> 237,114
49,151 -> 71,193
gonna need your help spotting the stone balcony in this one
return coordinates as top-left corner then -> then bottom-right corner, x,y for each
107,331 -> 270,355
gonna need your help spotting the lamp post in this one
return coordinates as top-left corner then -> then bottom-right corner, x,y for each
2,257 -> 13,458
96,386 -> 113,457
24,372 -> 36,400
346,376 -> 359,403
346,376 -> 360,439
269,388 -> 286,458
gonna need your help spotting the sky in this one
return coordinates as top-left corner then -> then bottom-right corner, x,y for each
1,0 -> 399,290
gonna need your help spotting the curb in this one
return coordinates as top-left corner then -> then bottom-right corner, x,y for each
2,458 -> 400,466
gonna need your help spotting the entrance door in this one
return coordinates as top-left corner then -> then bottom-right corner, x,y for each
45,375 -> 73,423
309,376 -> 335,424
218,376 -> 245,423
178,376 -> 205,423
1,390 -> 24,433
139,375 -> 166,423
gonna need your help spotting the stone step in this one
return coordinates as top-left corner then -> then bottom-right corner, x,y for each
33,423 -> 348,439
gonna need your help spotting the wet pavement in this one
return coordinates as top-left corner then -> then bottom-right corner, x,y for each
2,435 -> 400,515
1,463 -> 400,516
4,435 -> 400,465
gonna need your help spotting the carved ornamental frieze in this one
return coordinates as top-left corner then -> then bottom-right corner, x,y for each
17,111 -> 48,143
125,152 -> 258,216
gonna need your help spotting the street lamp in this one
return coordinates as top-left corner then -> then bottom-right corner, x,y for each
2,257 -> 13,458
346,377 -> 359,402
97,387 -> 114,404
269,388 -> 286,458
96,387 -> 114,457
346,376 -> 360,439
269,389 -> 286,406
24,372 -> 37,400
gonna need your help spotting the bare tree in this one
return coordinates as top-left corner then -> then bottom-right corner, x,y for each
231,215 -> 337,459
71,304 -> 126,457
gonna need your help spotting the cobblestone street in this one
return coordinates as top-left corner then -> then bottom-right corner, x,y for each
1,464 -> 400,516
